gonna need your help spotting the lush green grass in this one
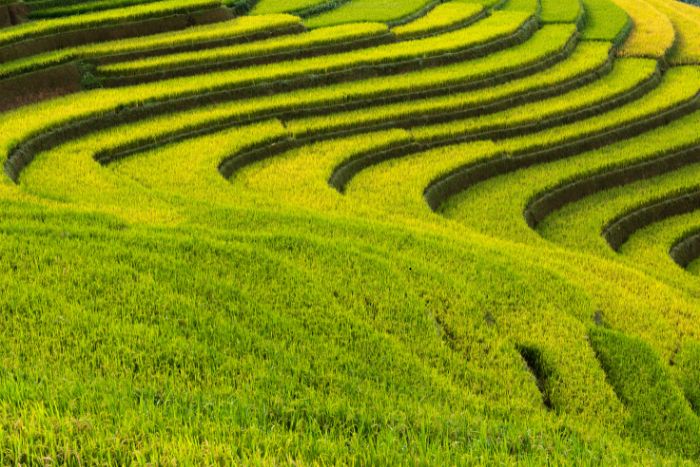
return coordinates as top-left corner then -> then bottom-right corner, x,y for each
2,0 -> 700,463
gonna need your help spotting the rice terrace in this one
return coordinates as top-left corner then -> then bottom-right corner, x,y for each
3,0 -> 700,463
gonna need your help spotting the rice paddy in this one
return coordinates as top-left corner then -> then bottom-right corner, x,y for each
0,0 -> 699,463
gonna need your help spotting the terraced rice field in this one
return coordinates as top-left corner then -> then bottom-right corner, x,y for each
1,0 -> 700,463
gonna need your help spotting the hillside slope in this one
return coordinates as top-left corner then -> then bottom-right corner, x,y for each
0,0 -> 700,463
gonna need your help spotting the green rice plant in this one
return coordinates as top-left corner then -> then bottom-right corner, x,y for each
29,0 -> 168,18
540,163 -> 700,253
540,0 -> 582,23
501,0 -> 539,14
0,176 -> 661,464
109,119 -> 700,383
392,2 -> 485,40
96,22 -> 390,77
425,69 -> 700,245
118,125 -> 411,206
0,0 -> 221,46
350,140 -> 502,218
338,141 -> 700,382
410,58 -> 658,145
589,327 -> 700,458
672,340 -> 700,413
690,256 -> 700,274
0,22 -> 569,179
646,0 -> 700,64
435,110 -> 700,300
214,139 -> 637,435
3,1 -> 700,463
305,0 -> 449,28
450,110 -> 700,244
5,27 -> 576,179
24,120 -> 292,209
251,0 -> 339,15
14,31 -> 599,209
470,0 -> 504,7
0,14 -> 302,79
284,39 -> 608,140
619,209 -> 700,279
1,27 -> 569,180
500,66 -> 700,155
8,103 -> 700,467
96,11 -> 532,84
581,0 -> 630,43
611,0 -> 675,59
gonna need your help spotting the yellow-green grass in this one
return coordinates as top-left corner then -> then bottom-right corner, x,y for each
0,16 -> 552,179
96,22 -> 390,76
305,0 -> 444,28
589,327 -> 700,459
392,2 -> 485,40
3,26 -> 582,190
29,0 -> 171,18
621,210 -> 700,283
539,164 -> 700,260
691,258 -> 700,274
6,114 -> 700,464
2,1 -> 700,463
90,119 -> 700,459
0,0 -> 220,46
437,109 -> 700,282
408,58 -> 657,145
550,181 -> 700,294
499,66 -> 700,154
95,10 -> 531,83
540,0 -> 582,23
9,27 -> 578,205
501,0 -> 539,14
251,0 -> 334,15
0,14 -> 302,79
646,0 -> 700,64
581,0 -> 630,43
611,0 -> 675,59
429,68 -> 700,235
351,108 -> 700,242
0,181 -> 680,463
282,39 -> 608,139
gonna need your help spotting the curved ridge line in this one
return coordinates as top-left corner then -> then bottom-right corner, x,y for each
603,188 -> 700,251
100,14 -> 538,87
423,80 -> 699,213
108,31 -> 584,178
524,144 -> 700,230
95,31 -> 398,86
4,15 -> 541,181
670,229 -> 700,269
392,6 -> 489,41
